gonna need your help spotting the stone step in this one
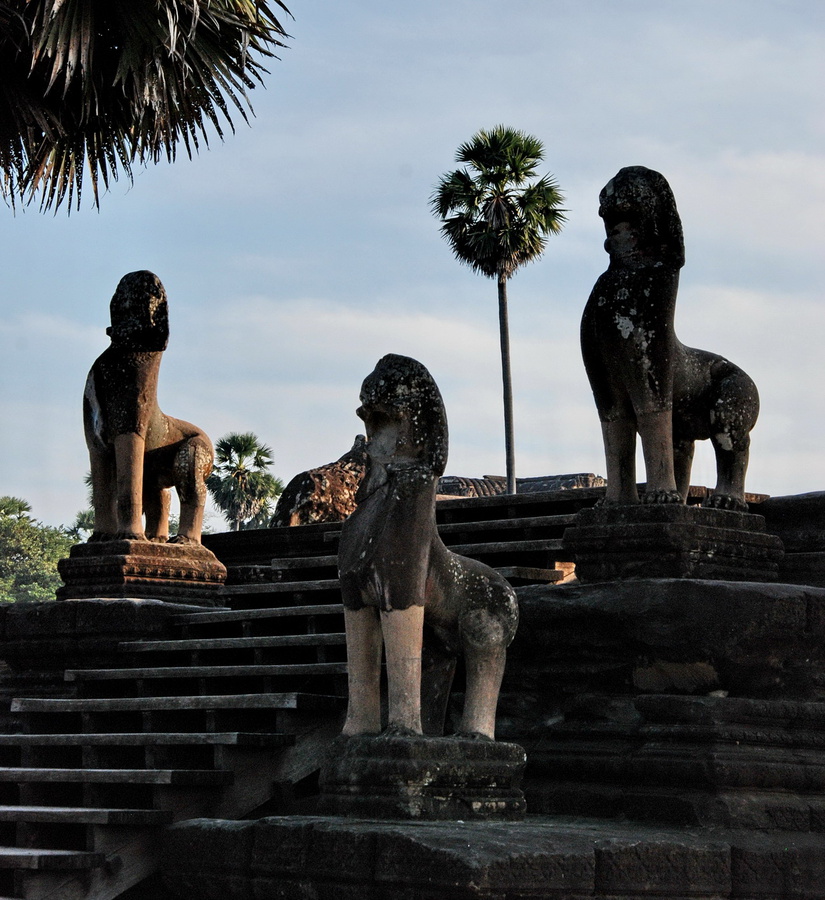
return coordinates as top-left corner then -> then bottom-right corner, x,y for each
173,603 -> 343,623
119,632 -> 346,653
65,662 -> 348,682
0,732 -> 294,748
270,555 -> 337,570
496,566 -> 564,585
0,847 -> 105,870
449,538 -> 565,556
0,768 -> 232,785
13,693 -> 343,714
220,581 -> 341,597
438,514 -> 576,536
0,806 -> 173,826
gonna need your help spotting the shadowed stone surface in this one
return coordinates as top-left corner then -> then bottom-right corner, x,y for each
564,504 -> 783,583
319,734 -> 526,820
161,814 -> 825,899
581,166 -> 759,510
503,579 -> 825,705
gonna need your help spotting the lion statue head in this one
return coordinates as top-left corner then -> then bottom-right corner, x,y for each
599,165 -> 685,270
357,354 -> 449,478
106,270 -> 169,352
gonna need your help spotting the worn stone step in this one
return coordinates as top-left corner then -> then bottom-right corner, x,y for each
65,662 -> 347,682
0,806 -> 173,826
449,538 -> 565,556
270,555 -> 337,570
0,732 -> 294,748
0,768 -> 231,785
119,632 -> 346,653
220,581 -> 341,597
496,566 -> 564,585
438,514 -> 576,536
13,692 -> 343,714
173,602 -> 343,623
0,847 -> 105,869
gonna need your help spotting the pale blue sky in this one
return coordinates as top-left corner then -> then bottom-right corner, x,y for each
1,0 -> 823,527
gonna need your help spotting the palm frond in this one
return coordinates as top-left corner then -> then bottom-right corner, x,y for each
0,0 -> 291,212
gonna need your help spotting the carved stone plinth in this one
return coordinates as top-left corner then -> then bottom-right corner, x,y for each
564,504 -> 784,582
319,734 -> 526,820
528,694 -> 825,830
57,540 -> 226,606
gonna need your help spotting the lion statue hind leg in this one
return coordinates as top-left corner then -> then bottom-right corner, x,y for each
451,560 -> 519,740
704,369 -> 759,512
168,432 -> 213,544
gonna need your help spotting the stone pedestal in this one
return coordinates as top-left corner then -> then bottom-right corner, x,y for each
318,734 -> 526,820
564,504 -> 784,583
57,540 -> 226,606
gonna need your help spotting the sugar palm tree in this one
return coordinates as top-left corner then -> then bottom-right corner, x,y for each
0,0 -> 290,212
207,432 -> 283,531
431,126 -> 566,494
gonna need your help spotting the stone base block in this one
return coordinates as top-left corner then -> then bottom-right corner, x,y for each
318,734 -> 526,820
161,814 -> 825,900
57,540 -> 226,606
563,504 -> 784,582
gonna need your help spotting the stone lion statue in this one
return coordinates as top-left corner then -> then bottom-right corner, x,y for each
338,354 -> 519,740
83,271 -> 213,543
580,166 -> 759,511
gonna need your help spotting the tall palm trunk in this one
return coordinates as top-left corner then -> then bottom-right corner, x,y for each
497,271 -> 517,494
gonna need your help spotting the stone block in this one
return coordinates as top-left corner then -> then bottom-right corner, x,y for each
161,818 -> 255,900
730,834 -> 825,898
373,823 -> 594,893
251,817 -> 316,876
594,837 -> 730,894
319,735 -> 525,821
308,821 -> 377,882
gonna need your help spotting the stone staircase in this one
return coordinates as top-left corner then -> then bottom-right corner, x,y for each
0,588 -> 347,900
0,483 -> 729,900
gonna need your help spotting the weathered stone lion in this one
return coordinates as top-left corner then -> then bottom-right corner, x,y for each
83,271 -> 213,543
580,166 -> 759,511
338,354 -> 519,740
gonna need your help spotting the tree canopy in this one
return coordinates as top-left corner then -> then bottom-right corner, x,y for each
0,0 -> 290,212
207,431 -> 283,531
0,496 -> 74,602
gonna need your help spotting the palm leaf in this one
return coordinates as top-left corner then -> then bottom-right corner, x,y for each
0,0 -> 291,212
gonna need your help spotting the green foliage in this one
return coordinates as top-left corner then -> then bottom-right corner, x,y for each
0,496 -> 74,602
431,125 -> 566,279
207,432 -> 284,531
0,0 -> 291,212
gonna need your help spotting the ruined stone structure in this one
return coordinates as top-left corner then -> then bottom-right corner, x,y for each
581,166 -> 759,510
270,435 -> 367,526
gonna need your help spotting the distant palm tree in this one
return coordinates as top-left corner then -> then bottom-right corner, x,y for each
207,432 -> 283,531
431,126 -> 566,494
0,0 -> 290,212
0,496 -> 32,520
